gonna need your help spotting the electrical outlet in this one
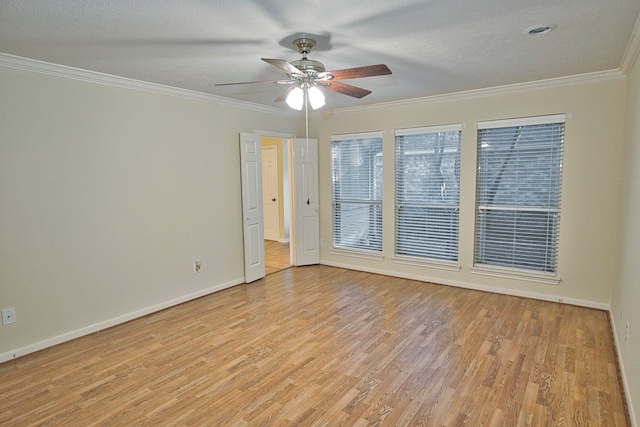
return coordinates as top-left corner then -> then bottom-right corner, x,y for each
625,322 -> 630,343
193,260 -> 201,274
319,239 -> 324,247
2,307 -> 16,326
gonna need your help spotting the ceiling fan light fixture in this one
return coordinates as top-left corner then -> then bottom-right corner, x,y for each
286,86 -> 304,110
308,86 -> 325,109
217,36 -> 391,109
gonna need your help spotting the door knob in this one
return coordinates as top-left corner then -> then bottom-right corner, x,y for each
272,198 -> 276,201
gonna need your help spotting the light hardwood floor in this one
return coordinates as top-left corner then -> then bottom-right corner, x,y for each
265,240 -> 290,275
0,266 -> 629,426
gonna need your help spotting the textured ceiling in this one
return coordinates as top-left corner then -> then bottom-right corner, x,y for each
1,0 -> 639,110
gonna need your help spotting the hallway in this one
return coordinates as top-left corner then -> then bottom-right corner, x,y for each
265,240 -> 290,275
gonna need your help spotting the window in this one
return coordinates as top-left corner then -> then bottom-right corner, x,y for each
331,132 -> 383,252
395,125 -> 461,261
475,115 -> 565,273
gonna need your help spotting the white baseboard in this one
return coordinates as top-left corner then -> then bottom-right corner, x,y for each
0,278 -> 245,364
319,260 -> 610,311
609,311 -> 638,427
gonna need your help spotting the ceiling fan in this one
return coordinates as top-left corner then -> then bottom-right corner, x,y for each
215,37 -> 392,110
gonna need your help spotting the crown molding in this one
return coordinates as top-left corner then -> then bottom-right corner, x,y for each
0,53 -> 295,116
621,15 -> 640,75
1,52 -> 628,117
328,69 -> 626,115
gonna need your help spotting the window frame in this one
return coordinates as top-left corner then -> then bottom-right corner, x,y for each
393,124 -> 462,267
472,114 -> 565,282
330,131 -> 384,254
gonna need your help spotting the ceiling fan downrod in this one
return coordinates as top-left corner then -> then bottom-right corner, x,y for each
291,38 -> 325,74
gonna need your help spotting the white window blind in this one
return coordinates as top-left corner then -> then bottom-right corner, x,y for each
395,125 -> 461,261
475,115 -> 565,273
331,133 -> 383,252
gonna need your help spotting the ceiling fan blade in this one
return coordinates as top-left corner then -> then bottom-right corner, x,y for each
262,58 -> 305,76
274,85 -> 297,102
323,64 -> 391,80
323,81 -> 372,98
215,78 -> 285,86
214,80 -> 278,86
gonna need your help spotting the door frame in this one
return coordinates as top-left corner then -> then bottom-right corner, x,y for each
255,130 -> 296,267
244,130 -> 320,272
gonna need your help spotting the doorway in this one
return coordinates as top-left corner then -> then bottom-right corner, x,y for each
261,136 -> 291,275
240,132 -> 319,282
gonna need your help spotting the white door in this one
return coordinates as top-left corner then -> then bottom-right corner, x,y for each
293,138 -> 320,265
239,132 -> 265,282
262,146 -> 280,241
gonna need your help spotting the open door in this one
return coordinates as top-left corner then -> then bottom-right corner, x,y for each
239,132 -> 265,282
292,138 -> 320,266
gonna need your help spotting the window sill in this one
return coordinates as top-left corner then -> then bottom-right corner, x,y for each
470,265 -> 561,286
391,256 -> 461,272
329,248 -> 384,262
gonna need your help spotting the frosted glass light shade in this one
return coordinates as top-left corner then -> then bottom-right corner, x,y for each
307,86 -> 325,110
286,87 -> 304,110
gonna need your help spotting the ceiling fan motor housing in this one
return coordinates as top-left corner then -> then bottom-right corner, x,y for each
291,59 -> 325,73
291,37 -> 326,73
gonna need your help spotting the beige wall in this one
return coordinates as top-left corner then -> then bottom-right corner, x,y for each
613,54 -> 640,424
315,78 -> 626,307
0,65 -> 299,357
